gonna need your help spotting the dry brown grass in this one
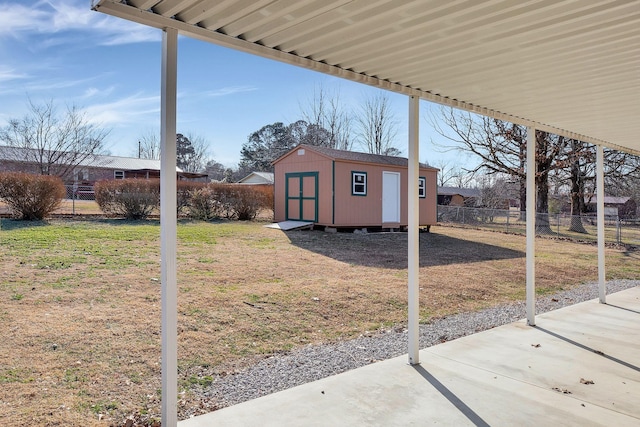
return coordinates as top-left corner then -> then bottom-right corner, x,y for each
0,219 -> 638,426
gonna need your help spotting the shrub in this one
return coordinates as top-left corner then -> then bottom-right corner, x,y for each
229,185 -> 273,220
95,179 -> 160,220
188,186 -> 221,220
0,172 -> 65,220
205,184 -> 273,221
177,181 -> 206,215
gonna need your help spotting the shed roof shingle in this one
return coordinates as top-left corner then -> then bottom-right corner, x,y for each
292,145 -> 437,170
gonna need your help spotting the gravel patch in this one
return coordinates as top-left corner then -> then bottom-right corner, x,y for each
200,279 -> 638,409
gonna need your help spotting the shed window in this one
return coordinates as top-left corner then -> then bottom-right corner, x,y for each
352,171 -> 367,196
418,177 -> 426,198
114,170 -> 125,179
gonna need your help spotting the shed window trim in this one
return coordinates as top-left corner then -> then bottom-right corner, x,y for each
352,171 -> 367,196
114,170 -> 125,179
418,177 -> 426,198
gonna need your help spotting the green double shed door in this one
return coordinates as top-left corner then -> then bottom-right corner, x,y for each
285,172 -> 319,222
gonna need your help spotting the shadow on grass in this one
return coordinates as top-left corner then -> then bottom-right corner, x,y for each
284,229 -> 524,269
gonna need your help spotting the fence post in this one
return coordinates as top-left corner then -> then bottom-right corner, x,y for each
71,183 -> 77,216
557,214 -> 560,237
617,218 -> 621,244
506,208 -> 510,233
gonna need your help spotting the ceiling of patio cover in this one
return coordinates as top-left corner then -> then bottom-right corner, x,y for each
93,0 -> 640,154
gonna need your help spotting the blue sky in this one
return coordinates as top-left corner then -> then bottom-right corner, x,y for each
0,0 -> 472,169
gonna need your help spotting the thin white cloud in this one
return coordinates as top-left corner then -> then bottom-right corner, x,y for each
0,67 -> 27,82
0,3 -> 48,36
82,93 -> 160,126
83,87 -> 100,98
202,86 -> 258,97
24,75 -> 102,92
82,85 -> 115,99
0,0 -> 159,46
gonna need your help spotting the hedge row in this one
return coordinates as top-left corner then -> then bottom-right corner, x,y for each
0,172 -> 66,220
94,179 -> 160,220
94,179 -> 273,221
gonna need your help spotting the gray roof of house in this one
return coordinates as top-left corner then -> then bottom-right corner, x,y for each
585,196 -> 632,205
0,145 -> 183,172
438,186 -> 482,198
293,145 -> 437,170
238,171 -> 274,184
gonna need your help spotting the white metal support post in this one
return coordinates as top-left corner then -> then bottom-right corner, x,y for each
596,144 -> 606,303
161,27 -> 178,427
407,95 -> 420,364
526,127 -> 536,326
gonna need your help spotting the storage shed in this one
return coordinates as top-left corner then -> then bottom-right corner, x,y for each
273,145 -> 438,229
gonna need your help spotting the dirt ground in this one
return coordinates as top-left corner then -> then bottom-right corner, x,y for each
0,219 -> 638,426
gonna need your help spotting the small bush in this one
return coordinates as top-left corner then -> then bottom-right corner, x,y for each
207,184 -> 273,221
188,186 -> 221,220
94,179 -> 160,220
229,185 -> 273,220
0,172 -> 65,220
177,181 -> 206,215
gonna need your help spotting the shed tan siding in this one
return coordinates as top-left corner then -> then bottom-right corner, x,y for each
273,148 -> 333,223
333,162 -> 436,227
273,145 -> 437,227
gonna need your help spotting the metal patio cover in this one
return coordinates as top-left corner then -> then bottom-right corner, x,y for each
95,0 -> 640,154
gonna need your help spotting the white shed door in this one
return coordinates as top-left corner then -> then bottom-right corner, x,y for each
382,171 -> 400,223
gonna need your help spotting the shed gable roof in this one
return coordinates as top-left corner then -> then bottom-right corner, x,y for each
278,145 -> 437,170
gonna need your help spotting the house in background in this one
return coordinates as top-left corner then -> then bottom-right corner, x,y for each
238,171 -> 274,185
272,145 -> 438,229
437,186 -> 482,207
0,145 -> 207,184
584,195 -> 637,219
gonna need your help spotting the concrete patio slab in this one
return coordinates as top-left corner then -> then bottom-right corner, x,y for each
179,287 -> 640,426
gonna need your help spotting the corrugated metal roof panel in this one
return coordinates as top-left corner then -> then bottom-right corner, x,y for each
0,146 -> 183,172
438,186 -> 482,198
93,0 -> 640,156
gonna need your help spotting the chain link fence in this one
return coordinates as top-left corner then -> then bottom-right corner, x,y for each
57,184 -> 99,215
437,205 -> 640,246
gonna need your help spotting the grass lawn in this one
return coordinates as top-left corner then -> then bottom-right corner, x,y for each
0,219 -> 638,426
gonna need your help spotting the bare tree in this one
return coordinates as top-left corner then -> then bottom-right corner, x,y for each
477,173 -> 511,209
299,84 -> 353,150
429,107 -> 567,232
564,139 -> 593,233
181,133 -> 211,173
0,99 -> 108,181
355,93 -> 399,155
203,159 -> 228,181
433,159 -> 475,188
134,131 -> 211,172
135,129 -> 161,160
555,144 -> 640,229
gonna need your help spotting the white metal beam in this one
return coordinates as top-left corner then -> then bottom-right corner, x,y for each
407,95 -> 420,365
160,27 -> 178,427
596,144 -> 606,303
526,127 -> 536,326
